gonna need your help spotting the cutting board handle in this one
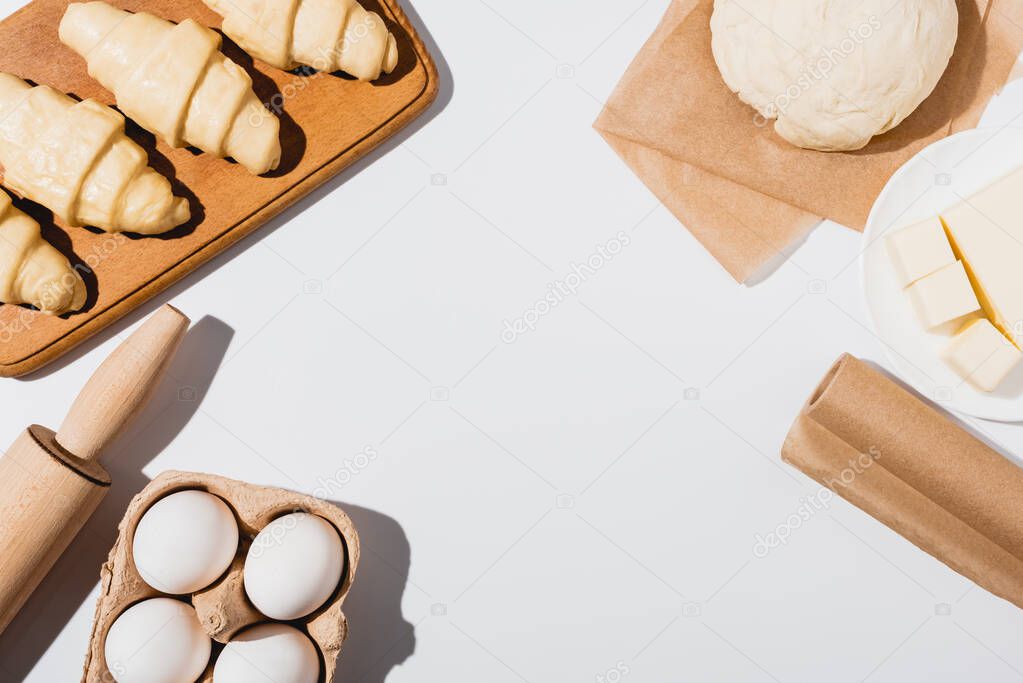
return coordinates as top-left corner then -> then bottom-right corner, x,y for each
56,305 -> 190,462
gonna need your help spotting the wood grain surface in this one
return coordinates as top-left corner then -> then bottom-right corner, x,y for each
0,0 -> 437,377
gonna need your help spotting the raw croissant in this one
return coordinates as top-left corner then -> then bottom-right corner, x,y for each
59,2 -> 282,175
0,73 -> 190,235
203,0 -> 399,81
0,191 -> 86,315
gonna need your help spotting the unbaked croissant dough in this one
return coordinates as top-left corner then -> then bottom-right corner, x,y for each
59,1 -> 282,175
203,0 -> 399,81
0,73 -> 190,235
0,191 -> 86,315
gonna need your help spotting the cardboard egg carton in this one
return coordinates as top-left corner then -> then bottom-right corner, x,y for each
82,471 -> 360,682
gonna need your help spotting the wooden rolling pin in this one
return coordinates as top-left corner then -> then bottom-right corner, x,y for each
0,305 -> 189,635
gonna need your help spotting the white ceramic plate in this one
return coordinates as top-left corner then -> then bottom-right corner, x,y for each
861,127 -> 1023,422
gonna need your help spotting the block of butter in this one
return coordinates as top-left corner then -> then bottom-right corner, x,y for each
942,167 -> 1023,346
905,261 -> 981,329
886,217 -> 956,287
943,318 -> 1023,392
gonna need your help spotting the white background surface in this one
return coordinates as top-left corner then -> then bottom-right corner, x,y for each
2,1 -> 1023,681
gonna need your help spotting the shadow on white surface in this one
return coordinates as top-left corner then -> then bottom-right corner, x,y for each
0,316 -> 233,680
333,503 -> 416,683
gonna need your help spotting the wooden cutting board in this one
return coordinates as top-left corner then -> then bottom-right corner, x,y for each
0,0 -> 437,376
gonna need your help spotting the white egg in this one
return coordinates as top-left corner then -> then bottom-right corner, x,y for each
213,623 -> 319,683
244,512 -> 344,620
133,490 -> 239,594
104,598 -> 211,683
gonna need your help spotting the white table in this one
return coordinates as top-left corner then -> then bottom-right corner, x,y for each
4,1 -> 1023,681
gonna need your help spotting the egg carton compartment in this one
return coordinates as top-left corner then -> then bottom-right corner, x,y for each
82,470 -> 360,682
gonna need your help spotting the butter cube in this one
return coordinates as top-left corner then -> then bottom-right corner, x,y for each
942,319 -> 1022,392
886,217 -> 956,287
905,261 -> 980,329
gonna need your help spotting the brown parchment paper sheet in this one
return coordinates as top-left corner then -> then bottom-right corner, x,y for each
782,354 -> 1023,609
595,0 -> 1023,282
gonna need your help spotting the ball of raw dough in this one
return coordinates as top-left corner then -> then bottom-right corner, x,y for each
213,623 -> 319,683
710,0 -> 958,151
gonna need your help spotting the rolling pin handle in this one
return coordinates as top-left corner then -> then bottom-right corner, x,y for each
55,305 -> 190,462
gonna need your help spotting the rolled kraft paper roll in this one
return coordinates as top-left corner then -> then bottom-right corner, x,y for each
782,354 -> 1023,608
